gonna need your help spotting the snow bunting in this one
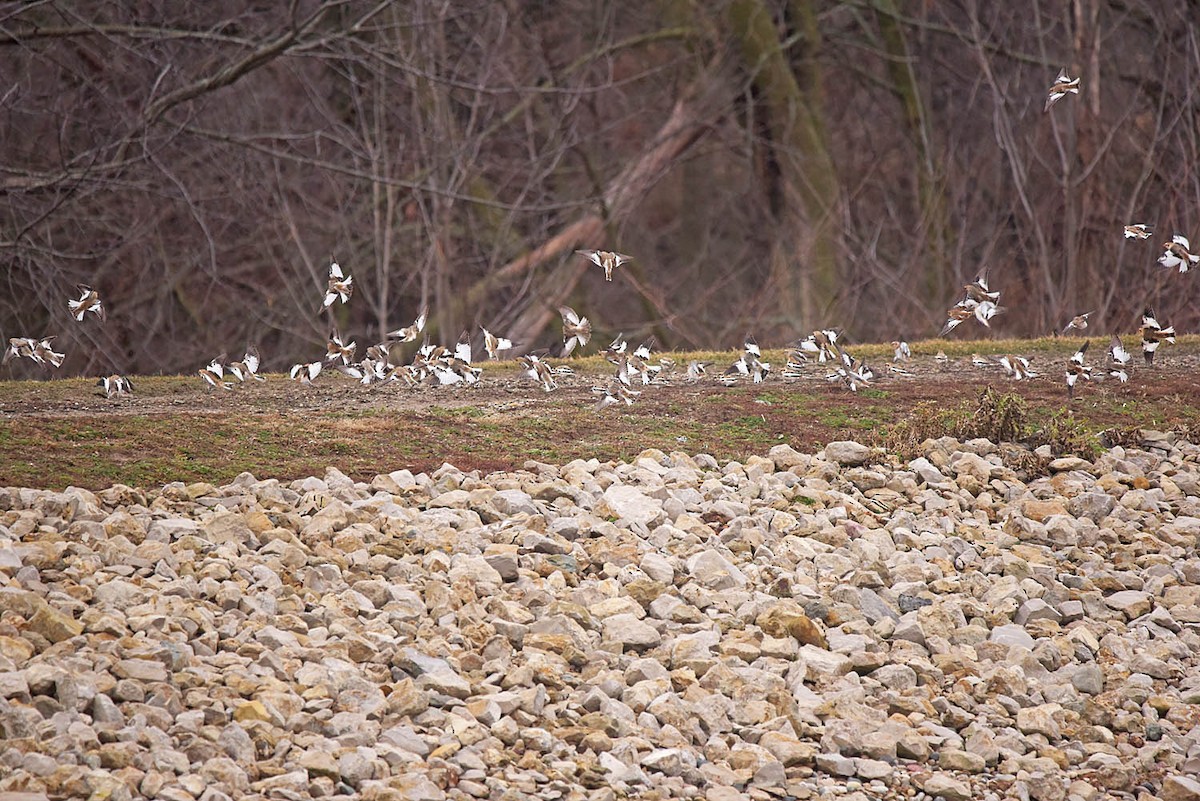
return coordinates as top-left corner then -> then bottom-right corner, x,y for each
1065,341 -> 1092,399
1061,312 -> 1093,335
228,345 -> 266,383
1158,234 -> 1199,273
387,306 -> 428,342
481,326 -> 514,360
1124,224 -> 1152,240
1139,309 -> 1175,365
593,381 -> 640,411
323,261 -> 353,308
97,374 -> 132,398
69,285 -> 105,322
289,360 -> 323,385
199,355 -> 233,391
1044,68 -> 1080,112
519,352 -> 557,392
685,360 -> 712,382
1108,334 -> 1131,382
558,305 -> 592,357
996,355 -> 1037,380
576,249 -> 632,282
325,331 -> 357,365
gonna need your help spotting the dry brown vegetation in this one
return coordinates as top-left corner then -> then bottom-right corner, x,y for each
3,2 -> 1200,379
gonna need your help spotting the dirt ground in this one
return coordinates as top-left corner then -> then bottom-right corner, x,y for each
2,344 -> 1198,490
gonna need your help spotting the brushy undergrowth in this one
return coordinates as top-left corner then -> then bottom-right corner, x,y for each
879,387 -> 1104,461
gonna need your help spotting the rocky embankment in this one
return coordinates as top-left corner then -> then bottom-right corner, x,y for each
1,434 -> 1200,801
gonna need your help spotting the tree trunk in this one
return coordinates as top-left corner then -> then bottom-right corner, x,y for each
729,0 -> 840,332
873,0 -> 951,309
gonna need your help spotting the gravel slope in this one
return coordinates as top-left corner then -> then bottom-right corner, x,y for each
1,432 -> 1199,801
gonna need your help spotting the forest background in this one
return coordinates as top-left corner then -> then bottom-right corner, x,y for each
2,1 -> 1197,375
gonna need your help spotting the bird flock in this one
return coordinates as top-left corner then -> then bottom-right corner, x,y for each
1,72 -> 1193,408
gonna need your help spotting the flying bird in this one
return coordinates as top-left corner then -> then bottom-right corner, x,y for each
198,355 -> 233,391
576,249 -> 632,282
963,273 -> 1001,304
1124,224 -> 1153,240
289,360 -> 323,385
4,337 -> 39,366
69,285 -> 105,322
1061,312 -> 1093,335
387,306 -> 428,343
685,360 -> 712,382
940,304 -> 975,336
519,352 -> 557,392
1139,309 -> 1176,365
480,327 -> 514,360
592,381 -> 640,411
325,331 -> 357,365
1108,334 -> 1131,383
558,305 -> 592,357
228,345 -> 266,383
323,261 -> 354,308
996,355 -> 1037,380
1158,235 -> 1199,273
1044,68 -> 1080,112
33,337 -> 65,368
723,336 -> 770,384
1065,340 -> 1092,399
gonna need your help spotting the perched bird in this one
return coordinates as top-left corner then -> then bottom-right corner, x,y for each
325,331 -> 357,365
1124,224 -> 1153,240
1139,309 -> 1176,365
558,305 -> 592,357
323,261 -> 353,308
289,360 -> 323,385
1044,68 -> 1080,112
891,340 -> 911,362
576,249 -> 632,282
480,327 -> 514,360
971,354 -> 992,369
68,285 -> 105,322
1065,340 -> 1092,399
97,374 -> 132,398
519,352 -> 557,392
1108,334 -> 1131,383
996,355 -> 1037,380
198,355 -> 232,391
1061,312 -> 1093,335
1158,234 -> 1199,273
228,345 -> 266,383
935,350 -> 949,369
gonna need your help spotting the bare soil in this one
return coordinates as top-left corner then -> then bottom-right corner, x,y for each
2,344 -> 1198,490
